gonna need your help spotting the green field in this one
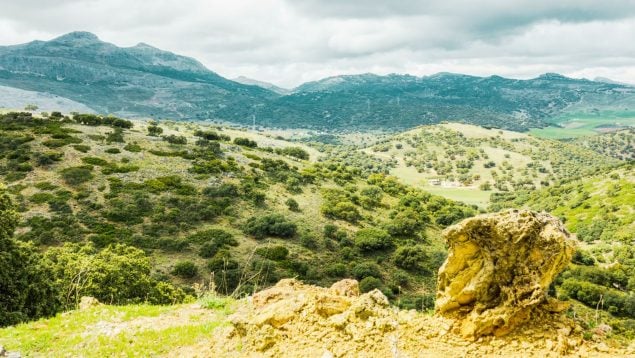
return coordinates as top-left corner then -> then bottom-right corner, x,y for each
530,111 -> 635,139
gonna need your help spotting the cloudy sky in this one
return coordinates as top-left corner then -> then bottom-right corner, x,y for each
1,0 -> 635,88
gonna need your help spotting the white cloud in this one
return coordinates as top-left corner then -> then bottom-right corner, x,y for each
1,0 -> 635,87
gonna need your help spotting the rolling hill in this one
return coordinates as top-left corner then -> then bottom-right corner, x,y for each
359,123 -> 621,206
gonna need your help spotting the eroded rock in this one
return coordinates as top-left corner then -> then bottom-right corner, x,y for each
436,209 -> 576,339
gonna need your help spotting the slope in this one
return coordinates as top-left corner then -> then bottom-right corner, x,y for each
360,123 -> 620,207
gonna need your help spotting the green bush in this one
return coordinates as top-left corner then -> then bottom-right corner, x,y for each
45,243 -> 188,307
354,228 -> 393,252
359,276 -> 383,293
243,214 -> 297,239
162,135 -> 187,145
172,261 -> 199,278
124,143 -> 142,152
352,261 -> 382,280
276,146 -> 309,160
394,245 -> 428,271
105,148 -> 121,154
188,228 -> 237,246
324,263 -> 348,277
285,198 -> 300,211
60,166 -> 94,186
255,245 -> 289,261
233,137 -> 257,148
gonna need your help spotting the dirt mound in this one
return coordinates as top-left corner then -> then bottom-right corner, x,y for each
210,279 -> 625,357
436,209 -> 576,339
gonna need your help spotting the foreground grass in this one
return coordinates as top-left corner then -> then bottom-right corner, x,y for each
0,299 -> 233,357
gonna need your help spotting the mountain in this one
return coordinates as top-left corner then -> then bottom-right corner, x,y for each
273,72 -> 635,132
0,31 -> 276,119
2,32 -> 635,132
232,75 -> 290,94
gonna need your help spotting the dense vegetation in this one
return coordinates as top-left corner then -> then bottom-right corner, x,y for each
0,111 -> 477,326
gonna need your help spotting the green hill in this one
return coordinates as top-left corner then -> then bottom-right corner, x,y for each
361,123 -> 620,207
0,111 -> 477,326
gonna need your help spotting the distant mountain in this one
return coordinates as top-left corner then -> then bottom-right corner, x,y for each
0,31 -> 276,119
273,72 -> 635,131
232,76 -> 290,94
2,32 -> 635,132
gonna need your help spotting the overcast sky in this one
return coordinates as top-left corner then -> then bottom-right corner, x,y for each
1,0 -> 635,88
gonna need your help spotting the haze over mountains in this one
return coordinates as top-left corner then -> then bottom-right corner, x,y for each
1,32 -> 635,131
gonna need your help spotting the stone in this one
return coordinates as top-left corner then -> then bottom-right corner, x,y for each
78,296 -> 101,310
329,279 -> 360,297
436,210 -> 576,339
596,342 -> 609,353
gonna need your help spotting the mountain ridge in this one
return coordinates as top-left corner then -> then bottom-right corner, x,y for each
2,32 -> 635,131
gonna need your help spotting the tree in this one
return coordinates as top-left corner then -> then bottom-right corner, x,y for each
354,228 -> 393,252
0,184 -> 60,326
24,104 -> 39,112
147,123 -> 163,136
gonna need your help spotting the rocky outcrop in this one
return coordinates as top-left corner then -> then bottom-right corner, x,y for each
436,209 -> 576,339
226,279 -> 399,356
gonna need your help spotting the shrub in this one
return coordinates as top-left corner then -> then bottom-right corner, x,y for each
188,228 -> 237,246
44,243 -> 188,307
172,261 -> 199,278
300,232 -> 319,249
243,214 -> 297,239
147,124 -> 163,136
394,245 -> 428,271
124,143 -> 142,152
162,135 -> 187,145
285,198 -> 300,211
255,245 -> 289,261
105,148 -> 121,154
199,242 -> 220,258
354,228 -> 393,252
233,137 -> 257,148
325,263 -> 348,277
73,144 -> 91,153
352,262 -> 382,280
276,146 -> 309,160
60,166 -> 93,186
359,277 -> 383,293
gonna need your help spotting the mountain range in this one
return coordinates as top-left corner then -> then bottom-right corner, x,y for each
1,31 -> 635,131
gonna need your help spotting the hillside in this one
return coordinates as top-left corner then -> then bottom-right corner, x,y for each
569,129 -> 635,160
0,111 -> 478,321
3,33 -> 635,132
360,123 -> 620,207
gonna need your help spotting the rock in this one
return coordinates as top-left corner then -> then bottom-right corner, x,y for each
596,342 -> 610,353
594,324 -> 612,336
78,296 -> 101,310
436,210 -> 576,339
0,346 -> 5,356
329,279 -> 360,297
315,294 -> 351,317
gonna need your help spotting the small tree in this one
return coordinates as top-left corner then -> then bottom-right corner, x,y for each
285,198 -> 300,212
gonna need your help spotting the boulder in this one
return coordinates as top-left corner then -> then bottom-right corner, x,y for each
78,296 -> 101,310
436,209 -> 575,339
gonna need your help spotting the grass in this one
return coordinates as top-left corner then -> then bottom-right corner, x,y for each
529,112 -> 635,139
420,187 -> 491,208
0,302 -> 232,357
